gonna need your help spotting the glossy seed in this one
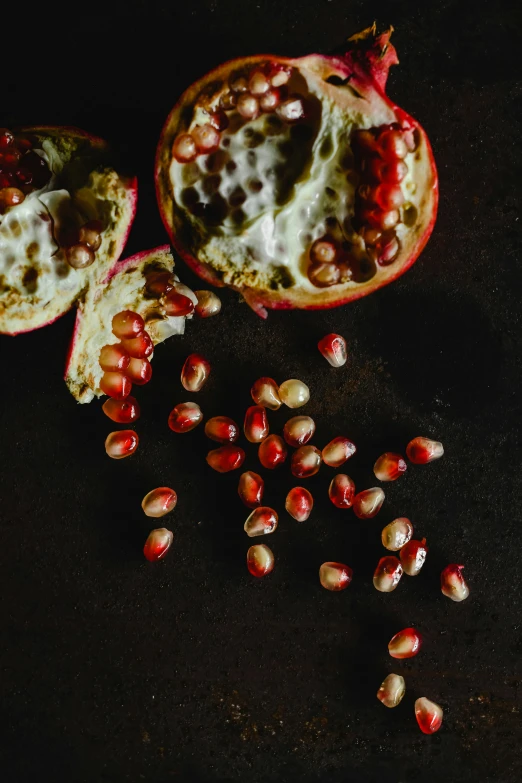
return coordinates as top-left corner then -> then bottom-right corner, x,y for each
388,627 -> 422,659
204,416 -> 239,443
400,538 -> 428,576
415,698 -> 443,735
377,674 -> 406,708
319,562 -> 353,591
285,487 -> 313,522
244,405 -> 269,443
192,123 -> 220,154
381,518 -> 413,551
172,134 -> 197,163
207,444 -> 245,473
279,379 -> 310,409
194,289 -> 221,317
143,528 -> 174,561
121,332 -> 154,360
102,396 -> 140,424
374,452 -> 407,482
373,556 -> 403,592
181,353 -> 210,392
66,243 -> 95,269
283,415 -> 315,447
353,488 -> 385,519
141,487 -> 178,518
238,471 -> 264,509
164,290 -> 195,317
99,371 -> 132,400
244,506 -> 278,537
258,434 -> 287,469
328,474 -> 356,508
251,377 -> 282,410
99,344 -> 130,373
105,430 -> 139,459
322,436 -> 357,467
406,436 -> 444,464
168,401 -> 203,433
247,544 -> 275,577
126,357 -> 152,385
441,564 -> 469,602
112,310 -> 145,340
291,445 -> 322,478
317,333 -> 347,367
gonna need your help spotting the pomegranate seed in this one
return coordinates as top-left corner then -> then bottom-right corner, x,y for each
105,429 -> 139,459
319,562 -> 353,591
249,69 -> 270,95
121,332 -> 153,360
317,333 -> 347,368
142,487 -> 178,518
220,91 -> 238,110
208,110 -> 229,131
0,186 -> 24,209
251,377 -> 282,410
164,290 -> 195,316
283,415 -> 315,447
238,471 -> 264,509
373,556 -> 403,592
230,75 -> 249,93
376,234 -> 400,265
328,474 -> 355,508
78,220 -> 103,251
310,238 -> 337,264
277,96 -> 305,122
291,445 -> 322,478
181,353 -> 210,392
378,129 -> 408,160
269,64 -> 291,87
1,148 -> 21,168
406,436 -> 444,464
112,310 -> 145,340
375,184 -> 404,210
278,379 -> 310,409
382,159 -> 408,184
172,133 -> 197,163
102,396 -> 140,424
400,538 -> 428,576
322,436 -> 356,467
259,88 -> 281,112
244,506 -> 278,537
441,564 -> 469,602
377,674 -> 405,708
146,271 -> 175,298
308,261 -> 341,288
126,357 -> 152,385
388,627 -> 422,659
237,94 -> 260,119
0,129 -> 14,149
192,124 -> 221,154
247,544 -> 274,577
168,401 -> 203,433
415,698 -> 443,735
98,343 -> 130,372
258,434 -> 287,469
285,486 -> 313,522
207,444 -> 245,473
373,452 -> 407,482
381,518 -> 413,551
353,488 -> 385,519
100,371 -> 132,400
353,129 -> 378,154
66,243 -> 95,269
143,527 -> 173,562
194,289 -> 221,317
205,416 -> 239,443
244,405 -> 269,443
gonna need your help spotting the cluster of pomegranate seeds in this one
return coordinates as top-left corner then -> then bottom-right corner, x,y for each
205,416 -> 239,443
381,517 -> 413,551
415,697 -> 443,734
0,128 -> 51,212
406,436 -> 444,464
388,627 -> 422,659
181,353 -> 210,392
207,444 -> 245,473
168,401 -> 203,432
328,474 -> 355,509
317,333 -> 347,367
373,556 -> 403,592
441,564 -> 469,602
283,415 -> 315,447
319,562 -> 353,591
194,289 -> 221,318
105,429 -> 139,459
373,451 -> 407,482
353,487 -> 385,519
247,544 -> 274,578
244,405 -> 269,443
238,471 -> 264,508
377,674 -> 406,708
244,506 -> 278,537
65,219 -> 103,270
141,487 -> 178,518
401,538 -> 428,576
143,527 -> 174,562
285,486 -> 313,522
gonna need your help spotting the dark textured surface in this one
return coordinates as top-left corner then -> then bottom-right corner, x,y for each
1,1 -> 521,781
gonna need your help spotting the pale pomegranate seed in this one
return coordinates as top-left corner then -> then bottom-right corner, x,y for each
0,186 -> 24,209
249,69 -> 270,95
406,436 -> 444,464
237,94 -> 260,119
181,353 -> 210,392
378,129 -> 408,160
238,471 -> 264,509
319,562 -> 353,591
381,518 -> 413,551
168,401 -> 203,433
283,415 -> 315,447
317,333 -> 347,368
382,159 -> 408,183
100,371 -> 132,400
164,290 -> 195,317
277,96 -> 305,122
112,310 -> 145,340
102,396 -> 140,424
244,506 -> 278,537
244,405 -> 269,443
258,434 -> 287,469
143,527 -> 173,562
377,674 -> 405,708
388,627 -> 422,659
78,220 -> 103,251
247,544 -> 274,577
121,332 -> 153,360
353,487 -> 385,519
308,261 -> 341,288
259,89 -> 281,112
204,416 -> 239,443
172,133 -> 197,163
207,444 -> 245,473
291,445 -> 322,478
310,238 -> 337,264
285,486 -> 313,522
328,474 -> 355,509
279,379 -> 310,409
415,698 -> 443,735
373,452 -> 407,482
141,487 -> 178,518
105,429 -> 139,459
321,436 -> 356,467
98,343 -> 131,372
375,184 -> 405,210
373,556 -> 403,592
251,377 -> 282,410
441,564 -> 469,602
269,64 -> 291,87
401,538 -> 428,576
208,110 -> 229,131
194,289 -> 221,318
126,357 -> 152,385
66,243 -> 95,269
192,123 -> 220,154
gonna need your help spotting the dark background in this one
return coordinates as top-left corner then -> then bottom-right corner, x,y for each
1,0 -> 521,781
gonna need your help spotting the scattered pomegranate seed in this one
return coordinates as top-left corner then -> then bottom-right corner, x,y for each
388,627 -> 422,659
66,243 -> 95,269
373,452 -> 407,482
194,289 -> 221,317
205,416 -> 239,443
102,396 -> 140,424
207,444 -> 245,473
283,415 -> 315,447
258,434 -> 287,469
121,331 -> 154,359
168,401 -> 203,433
319,562 -> 353,591
279,379 -> 310,409
143,527 -> 174,562
100,371 -> 132,400
441,564 -> 469,602
244,506 -> 278,537
381,517 -> 413,551
181,353 -> 210,392
247,544 -> 274,577
406,436 -> 444,464
328,474 -> 356,509
98,343 -> 131,372
164,290 -> 195,317
401,538 -> 428,576
78,220 -> 103,250
291,445 -> 322,478
317,333 -> 347,368
259,89 -> 281,112
112,310 -> 145,340
321,436 -> 356,467
269,64 -> 291,87
126,357 -> 152,385
238,471 -> 264,508
172,133 -> 197,163
310,238 -> 338,264
251,377 -> 282,410
105,429 -> 139,459
277,96 -> 305,122
192,123 -> 220,154
373,556 -> 403,592
352,487 -> 385,519
377,674 -> 406,708
244,405 -> 269,443
141,487 -> 178,518
285,486 -> 313,522
237,94 -> 260,119
249,69 -> 270,95
415,697 -> 443,735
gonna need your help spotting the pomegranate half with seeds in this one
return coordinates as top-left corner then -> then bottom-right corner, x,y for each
156,25 -> 437,317
0,126 -> 137,334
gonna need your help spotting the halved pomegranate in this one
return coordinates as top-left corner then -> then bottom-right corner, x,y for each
156,25 -> 437,316
0,126 -> 137,334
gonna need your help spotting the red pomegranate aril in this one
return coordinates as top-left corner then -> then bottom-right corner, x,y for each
389,627 -> 422,659
308,261 -> 341,288
0,129 -> 14,150
328,474 -> 356,508
121,331 -> 153,359
112,310 -> 145,340
98,343 -> 131,372
441,564 -> 469,602
105,429 -> 139,459
194,289 -> 221,317
247,544 -> 275,577
374,452 -> 407,482
277,96 -> 305,122
181,353 -> 210,392
172,134 -> 197,163
207,444 -> 245,473
269,64 -> 291,87
283,415 -> 315,447
353,487 -> 385,519
317,333 -> 347,368
378,128 -> 408,160
319,562 -> 353,591
238,471 -> 264,508
382,159 -> 408,183
310,238 -> 337,264
249,69 -> 270,95
0,187 -> 25,209
164,290 -> 195,316
78,220 -> 103,251
205,415 -> 239,443
322,436 -> 356,467
258,434 -> 287,469
126,357 -> 152,385
259,89 -> 281,112
285,486 -> 313,522
244,506 -> 278,537
100,371 -> 132,400
415,698 -> 443,735
208,110 -> 229,131
244,405 -> 269,443
237,94 -> 260,120
291,445 -> 322,478
377,674 -> 405,708
192,123 -> 221,154
381,517 -> 413,551
168,401 -> 203,433
143,527 -> 173,562
142,487 -> 178,518
401,538 -> 428,576
146,271 -> 175,298
375,184 -> 404,210
66,243 -> 95,269
376,234 -> 400,265
373,556 -> 403,592
279,379 -> 310,409
251,377 -> 282,410
102,396 -> 140,424
406,436 -> 444,464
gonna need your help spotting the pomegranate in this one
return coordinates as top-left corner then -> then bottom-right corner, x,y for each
0,126 -> 137,334
156,26 -> 438,317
